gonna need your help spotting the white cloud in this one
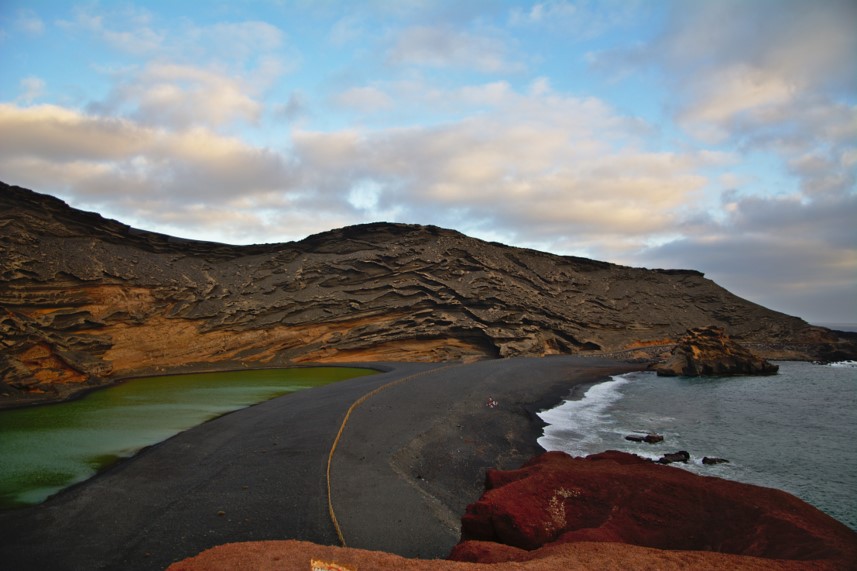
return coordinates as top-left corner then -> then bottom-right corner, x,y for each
649,0 -> 856,163
387,25 -> 522,73
335,86 -> 394,113
0,103 -> 296,243
0,104 -> 149,160
587,0 -> 857,321
287,85 -> 711,252
0,82 -> 712,254
91,63 -> 263,129
57,5 -> 163,54
329,15 -> 365,46
180,20 -> 288,71
16,77 -> 45,104
509,0 -> 640,39
16,9 -> 45,36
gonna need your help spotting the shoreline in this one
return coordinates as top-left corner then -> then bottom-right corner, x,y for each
0,361 -> 396,411
330,356 -> 640,557
0,357 -> 637,570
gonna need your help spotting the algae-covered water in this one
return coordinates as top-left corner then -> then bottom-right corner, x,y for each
0,367 -> 375,509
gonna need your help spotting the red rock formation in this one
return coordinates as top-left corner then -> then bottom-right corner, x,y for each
449,451 -> 857,568
170,539 -> 843,570
169,451 -> 856,570
655,325 -> 779,376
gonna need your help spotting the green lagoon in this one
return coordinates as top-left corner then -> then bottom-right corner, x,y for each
0,367 -> 375,509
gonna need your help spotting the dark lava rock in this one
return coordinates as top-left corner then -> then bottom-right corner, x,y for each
655,326 -> 780,377
625,433 -> 664,444
703,457 -> 730,465
658,451 -> 691,464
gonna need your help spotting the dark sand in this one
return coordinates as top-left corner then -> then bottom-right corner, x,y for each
0,357 -> 636,570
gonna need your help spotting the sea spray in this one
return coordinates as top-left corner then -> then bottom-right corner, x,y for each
537,374 -> 633,456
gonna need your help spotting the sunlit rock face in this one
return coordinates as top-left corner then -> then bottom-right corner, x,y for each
654,325 -> 780,376
2,181 -> 854,404
449,451 -> 857,568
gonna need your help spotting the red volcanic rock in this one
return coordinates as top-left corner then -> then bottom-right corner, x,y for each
450,451 -> 857,568
169,538 -> 842,570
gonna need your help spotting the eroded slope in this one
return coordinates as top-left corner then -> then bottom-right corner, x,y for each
1,182 -> 852,404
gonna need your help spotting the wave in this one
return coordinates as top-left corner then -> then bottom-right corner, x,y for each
827,360 -> 857,368
537,373 -> 639,456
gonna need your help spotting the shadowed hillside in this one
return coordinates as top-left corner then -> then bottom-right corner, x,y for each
1,181 -> 853,406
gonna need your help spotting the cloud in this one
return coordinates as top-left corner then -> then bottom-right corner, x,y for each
0,103 -> 298,243
16,9 -> 45,36
287,84 -> 715,255
586,0 -> 857,321
274,91 -> 311,123
634,185 -> 857,322
509,0 -> 640,39
335,86 -> 394,113
615,0 -> 857,165
180,20 -> 291,74
387,25 -> 522,72
16,77 -> 45,104
57,5 -> 163,54
90,63 -> 263,129
50,8 -> 292,134
329,15 -> 365,46
0,80 -> 714,254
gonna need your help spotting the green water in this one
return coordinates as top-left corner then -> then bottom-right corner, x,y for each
0,367 -> 375,509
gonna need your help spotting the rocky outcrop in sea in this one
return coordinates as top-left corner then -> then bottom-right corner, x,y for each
655,325 -> 780,376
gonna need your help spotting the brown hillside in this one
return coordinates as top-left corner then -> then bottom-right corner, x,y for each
1,181 -> 853,405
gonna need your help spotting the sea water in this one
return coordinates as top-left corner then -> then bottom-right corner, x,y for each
0,367 -> 375,509
538,361 -> 857,531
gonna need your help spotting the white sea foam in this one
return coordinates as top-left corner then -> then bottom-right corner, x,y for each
537,374 -> 633,456
827,360 -> 857,368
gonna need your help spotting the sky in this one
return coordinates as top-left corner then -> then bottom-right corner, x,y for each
0,0 -> 855,325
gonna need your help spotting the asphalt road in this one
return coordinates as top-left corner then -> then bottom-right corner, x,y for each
0,357 -> 635,570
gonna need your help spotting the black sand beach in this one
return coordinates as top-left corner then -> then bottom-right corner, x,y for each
0,357 -> 636,570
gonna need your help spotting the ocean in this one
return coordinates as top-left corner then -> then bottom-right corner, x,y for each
537,360 -> 857,531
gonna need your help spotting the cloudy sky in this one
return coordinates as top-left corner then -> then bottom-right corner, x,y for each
1,1 -> 855,324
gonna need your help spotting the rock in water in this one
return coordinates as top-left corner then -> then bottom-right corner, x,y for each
655,326 -> 780,376
626,433 -> 664,444
449,451 -> 857,567
658,450 -> 691,464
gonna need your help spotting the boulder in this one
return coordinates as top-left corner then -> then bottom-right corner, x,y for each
703,456 -> 730,465
450,451 -> 857,567
658,450 -> 690,464
655,326 -> 779,377
625,433 -> 663,444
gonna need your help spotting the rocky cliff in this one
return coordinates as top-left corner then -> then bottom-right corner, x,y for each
655,325 -> 780,376
449,451 -> 857,567
1,182 -> 854,405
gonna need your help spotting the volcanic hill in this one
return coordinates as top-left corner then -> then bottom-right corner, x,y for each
1,181 -> 853,405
